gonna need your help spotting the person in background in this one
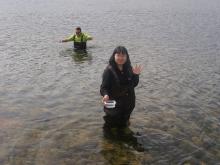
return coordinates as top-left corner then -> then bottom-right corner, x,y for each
100,46 -> 142,128
60,27 -> 92,50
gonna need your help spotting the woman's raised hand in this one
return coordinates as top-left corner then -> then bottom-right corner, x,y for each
132,64 -> 143,75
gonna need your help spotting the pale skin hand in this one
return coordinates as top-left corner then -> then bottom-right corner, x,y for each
132,64 -> 143,75
102,95 -> 109,103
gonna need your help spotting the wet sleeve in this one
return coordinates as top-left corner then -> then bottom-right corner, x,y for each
100,69 -> 111,96
132,74 -> 139,87
66,34 -> 75,41
84,33 -> 93,41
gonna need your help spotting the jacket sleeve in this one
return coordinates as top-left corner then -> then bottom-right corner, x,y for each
84,33 -> 93,41
100,68 -> 111,96
132,73 -> 139,87
66,34 -> 75,41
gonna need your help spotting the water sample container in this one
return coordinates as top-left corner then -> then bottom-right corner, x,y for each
104,100 -> 116,108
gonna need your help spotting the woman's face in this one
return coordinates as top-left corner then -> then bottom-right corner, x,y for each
114,53 -> 127,65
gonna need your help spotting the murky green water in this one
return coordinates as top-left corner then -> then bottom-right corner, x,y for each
0,0 -> 220,164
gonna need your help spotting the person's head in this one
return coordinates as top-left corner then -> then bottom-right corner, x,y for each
75,27 -> 82,36
109,46 -> 131,70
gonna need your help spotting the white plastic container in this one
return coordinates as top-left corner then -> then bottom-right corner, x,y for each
104,100 -> 116,108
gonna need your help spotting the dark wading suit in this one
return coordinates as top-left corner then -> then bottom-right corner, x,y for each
100,65 -> 139,127
73,34 -> 87,50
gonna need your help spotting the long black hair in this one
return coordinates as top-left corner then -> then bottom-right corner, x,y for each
109,46 -> 132,72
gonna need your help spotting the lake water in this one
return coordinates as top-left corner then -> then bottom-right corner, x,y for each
0,0 -> 220,164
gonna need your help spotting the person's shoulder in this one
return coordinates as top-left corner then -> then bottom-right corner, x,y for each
81,32 -> 87,36
103,65 -> 113,75
83,33 -> 92,37
70,34 -> 75,37
68,34 -> 75,40
104,65 -> 111,72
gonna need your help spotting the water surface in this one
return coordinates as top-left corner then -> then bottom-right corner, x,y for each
0,0 -> 220,164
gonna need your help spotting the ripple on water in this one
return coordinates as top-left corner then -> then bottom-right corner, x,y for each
1,0 -> 220,164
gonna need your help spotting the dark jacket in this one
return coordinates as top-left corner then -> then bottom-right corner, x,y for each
100,65 -> 139,111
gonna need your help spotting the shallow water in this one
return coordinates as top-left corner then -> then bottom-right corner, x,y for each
0,0 -> 220,164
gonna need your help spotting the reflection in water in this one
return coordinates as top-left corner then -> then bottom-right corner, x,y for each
60,48 -> 92,63
101,125 -> 145,165
103,125 -> 145,152
71,49 -> 92,63
1,0 -> 220,163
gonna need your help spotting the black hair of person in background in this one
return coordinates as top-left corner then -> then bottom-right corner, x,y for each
100,46 -> 142,128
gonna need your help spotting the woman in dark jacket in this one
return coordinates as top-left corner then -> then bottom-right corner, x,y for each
100,46 -> 142,127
